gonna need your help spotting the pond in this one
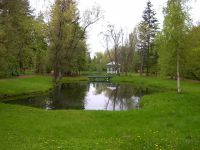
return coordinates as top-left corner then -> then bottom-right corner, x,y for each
2,82 -> 151,111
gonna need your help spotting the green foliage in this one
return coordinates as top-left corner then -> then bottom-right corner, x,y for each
32,13 -> 48,74
185,47 -> 200,80
0,0 -> 48,78
184,26 -> 200,80
138,0 -> 159,75
158,0 -> 189,77
90,52 -> 108,72
118,30 -> 137,75
49,0 -> 88,80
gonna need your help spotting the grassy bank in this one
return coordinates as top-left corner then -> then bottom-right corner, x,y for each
0,75 -> 200,149
112,75 -> 200,93
0,75 -> 88,99
0,76 -> 52,98
61,76 -> 88,83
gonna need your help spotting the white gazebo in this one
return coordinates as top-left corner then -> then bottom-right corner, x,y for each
106,61 -> 120,74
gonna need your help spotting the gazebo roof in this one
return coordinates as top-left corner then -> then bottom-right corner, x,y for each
106,61 -> 120,66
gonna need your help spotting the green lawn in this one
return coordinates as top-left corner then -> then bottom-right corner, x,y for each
0,75 -> 200,149
0,76 -> 52,97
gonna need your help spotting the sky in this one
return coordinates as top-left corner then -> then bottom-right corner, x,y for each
29,0 -> 200,57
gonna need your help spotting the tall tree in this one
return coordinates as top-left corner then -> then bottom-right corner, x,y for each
118,29 -> 137,75
0,0 -> 34,77
184,25 -> 200,80
159,0 -> 190,93
138,0 -> 158,76
49,0 -> 101,83
49,0 -> 80,82
137,22 -> 147,75
32,13 -> 48,73
107,25 -> 123,75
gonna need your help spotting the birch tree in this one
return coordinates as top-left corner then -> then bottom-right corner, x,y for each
160,0 -> 190,93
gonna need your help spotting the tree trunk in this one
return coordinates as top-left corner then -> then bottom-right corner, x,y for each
146,26 -> 151,76
53,18 -> 64,84
140,51 -> 143,76
113,86 -> 118,111
18,48 -> 25,74
177,49 -> 181,93
114,47 -> 120,76
53,66 -> 61,84
146,48 -> 150,76
125,71 -> 128,76
125,63 -> 128,76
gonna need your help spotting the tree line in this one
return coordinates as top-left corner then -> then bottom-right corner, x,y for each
89,0 -> 200,93
0,0 -> 100,82
0,0 -> 200,92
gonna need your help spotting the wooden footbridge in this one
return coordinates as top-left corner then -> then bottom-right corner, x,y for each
88,76 -> 113,82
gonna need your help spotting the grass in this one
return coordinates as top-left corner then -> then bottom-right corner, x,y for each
0,76 -> 52,98
0,75 -> 200,149
80,71 -> 109,76
61,76 -> 88,83
112,75 -> 200,92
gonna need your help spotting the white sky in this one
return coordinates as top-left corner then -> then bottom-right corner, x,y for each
30,0 -> 200,57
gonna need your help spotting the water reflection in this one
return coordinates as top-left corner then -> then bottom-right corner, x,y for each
3,82 -> 150,111
86,83 -> 147,110
51,84 -> 87,110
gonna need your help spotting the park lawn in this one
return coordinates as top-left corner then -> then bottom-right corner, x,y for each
0,76 -> 53,97
0,75 -> 200,149
0,76 -> 89,97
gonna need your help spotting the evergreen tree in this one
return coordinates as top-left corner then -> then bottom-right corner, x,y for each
138,0 -> 158,76
0,0 -> 34,77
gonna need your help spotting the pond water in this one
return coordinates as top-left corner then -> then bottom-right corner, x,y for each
3,82 -> 150,111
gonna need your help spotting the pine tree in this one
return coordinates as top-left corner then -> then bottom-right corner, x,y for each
138,0 -> 158,76
0,0 -> 34,77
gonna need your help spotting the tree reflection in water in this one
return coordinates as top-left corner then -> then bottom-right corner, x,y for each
86,82 -> 149,111
51,83 -> 88,110
3,82 -> 149,111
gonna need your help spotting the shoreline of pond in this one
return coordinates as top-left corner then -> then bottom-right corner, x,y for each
1,75 -> 199,102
